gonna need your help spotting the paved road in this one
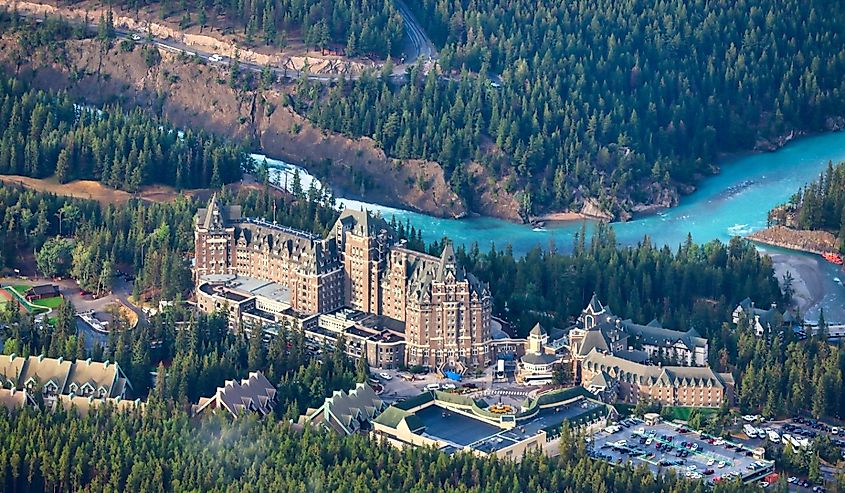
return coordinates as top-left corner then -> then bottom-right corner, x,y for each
0,276 -> 145,323
24,9 -> 438,82
394,0 -> 437,72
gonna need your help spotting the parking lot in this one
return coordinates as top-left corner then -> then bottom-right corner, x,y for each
590,419 -> 773,485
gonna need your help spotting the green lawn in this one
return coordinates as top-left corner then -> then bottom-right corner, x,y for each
11,285 -> 29,296
1,287 -> 50,314
32,296 -> 64,309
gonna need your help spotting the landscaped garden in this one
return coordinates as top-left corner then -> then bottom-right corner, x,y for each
1,285 -> 63,315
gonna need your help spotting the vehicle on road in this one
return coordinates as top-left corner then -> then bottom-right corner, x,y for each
378,372 -> 393,380
424,383 -> 440,391
209,54 -> 223,62
131,34 -> 142,41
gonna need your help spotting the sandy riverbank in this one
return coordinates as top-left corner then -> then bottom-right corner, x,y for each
765,250 -> 845,322
531,211 -> 591,223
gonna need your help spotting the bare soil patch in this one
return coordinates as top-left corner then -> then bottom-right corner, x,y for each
0,35 -> 482,218
0,175 -> 215,206
0,175 -> 133,204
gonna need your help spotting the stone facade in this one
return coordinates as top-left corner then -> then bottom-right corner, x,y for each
194,196 -> 493,370
580,351 -> 729,408
569,294 -> 709,379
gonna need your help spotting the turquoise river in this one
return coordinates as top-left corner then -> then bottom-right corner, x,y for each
254,130 -> 845,323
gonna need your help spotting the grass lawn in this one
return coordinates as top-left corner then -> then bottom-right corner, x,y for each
1,286 -> 50,314
11,285 -> 29,296
32,296 -> 64,309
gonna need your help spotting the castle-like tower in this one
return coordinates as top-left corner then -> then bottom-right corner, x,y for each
194,197 -> 493,369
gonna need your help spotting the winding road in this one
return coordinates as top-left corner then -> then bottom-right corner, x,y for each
394,0 -> 438,73
21,5 -> 438,82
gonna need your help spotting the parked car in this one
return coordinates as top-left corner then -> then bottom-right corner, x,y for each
378,372 -> 393,380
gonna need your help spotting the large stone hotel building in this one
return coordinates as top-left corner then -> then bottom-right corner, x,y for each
194,195 -> 493,369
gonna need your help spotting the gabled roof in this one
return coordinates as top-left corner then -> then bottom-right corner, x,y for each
621,320 -> 707,350
313,383 -> 385,434
0,355 -> 27,388
26,284 -> 59,297
582,350 -> 725,389
577,328 -> 611,356
64,359 -> 129,397
18,355 -> 73,393
56,395 -> 144,417
194,371 -> 277,418
613,349 -> 650,364
374,406 -> 422,431
196,194 -> 242,231
394,391 -> 435,411
0,388 -> 35,410
588,370 -> 612,390
335,209 -> 390,238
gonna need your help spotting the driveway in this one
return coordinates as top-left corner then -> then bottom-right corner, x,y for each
0,276 -> 146,324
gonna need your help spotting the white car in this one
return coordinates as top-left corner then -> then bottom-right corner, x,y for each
707,459 -> 715,466
788,477 -> 798,484
717,461 -> 726,469
442,383 -> 456,390
378,372 -> 393,380
131,33 -> 142,41
209,54 -> 223,62
424,383 -> 440,391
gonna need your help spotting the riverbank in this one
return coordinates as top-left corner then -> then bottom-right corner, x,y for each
764,248 -> 845,323
747,226 -> 839,255
530,211 -> 591,225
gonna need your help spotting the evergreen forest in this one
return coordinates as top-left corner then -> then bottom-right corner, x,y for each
0,77 -> 248,191
302,0 -> 845,215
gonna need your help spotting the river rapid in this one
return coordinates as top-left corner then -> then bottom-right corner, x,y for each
253,130 -> 845,323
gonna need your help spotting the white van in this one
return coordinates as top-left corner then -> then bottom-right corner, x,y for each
425,383 -> 441,391
743,424 -> 758,438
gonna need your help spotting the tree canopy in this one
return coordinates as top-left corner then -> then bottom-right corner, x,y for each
300,0 -> 845,216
